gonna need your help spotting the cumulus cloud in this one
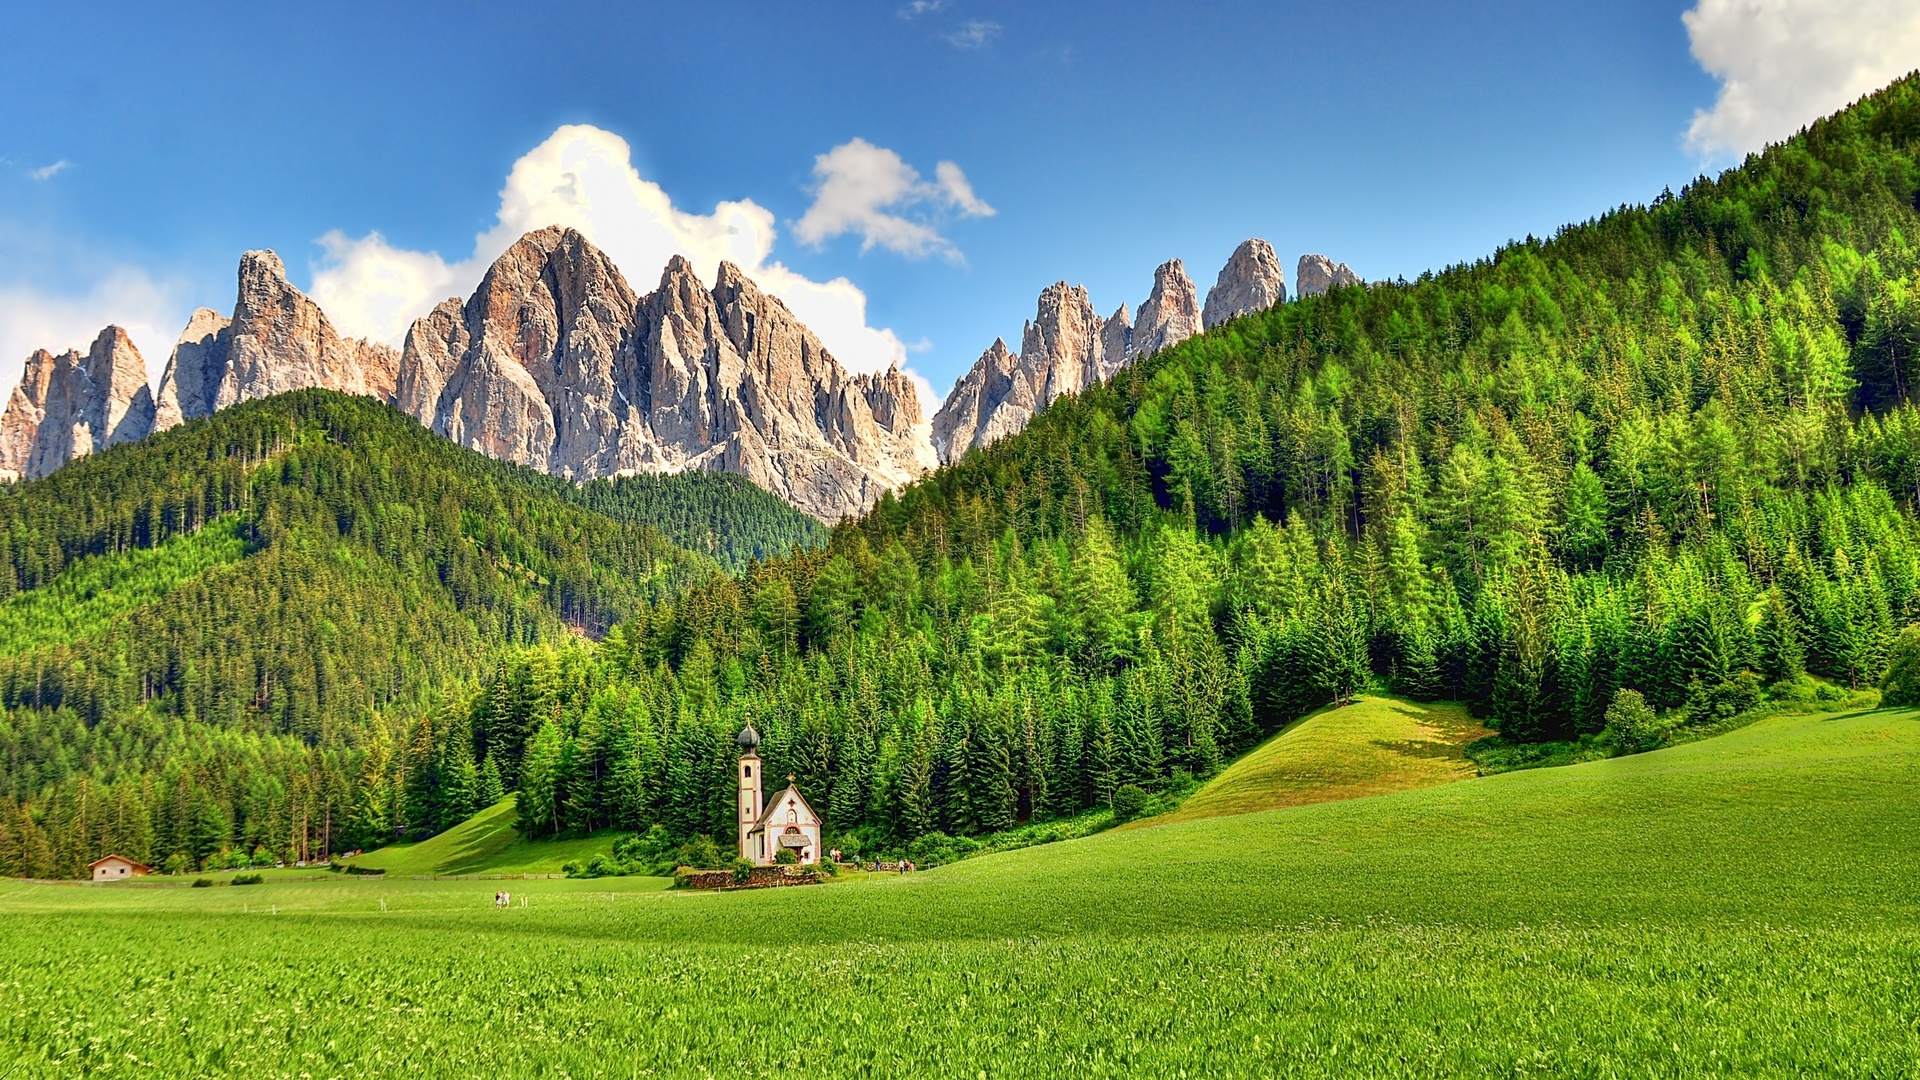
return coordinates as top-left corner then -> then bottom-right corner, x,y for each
0,267 -> 189,390
1684,0 -> 1920,158
28,160 -> 71,182
310,124 -> 940,377
792,138 -> 995,260
896,0 -> 946,20
945,20 -> 1000,50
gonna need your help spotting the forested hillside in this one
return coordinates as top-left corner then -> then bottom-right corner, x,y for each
9,76 -> 1920,878
572,472 -> 828,572
446,75 -> 1920,852
0,392 -> 718,876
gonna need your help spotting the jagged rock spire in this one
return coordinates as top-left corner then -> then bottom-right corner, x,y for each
1204,239 -> 1288,328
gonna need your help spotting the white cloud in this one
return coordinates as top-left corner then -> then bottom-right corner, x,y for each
1684,0 -> 1920,158
897,0 -> 946,20
792,138 -> 995,260
310,124 -> 940,377
0,267 -> 189,391
945,20 -> 1000,50
308,230 -> 462,347
28,160 -> 71,182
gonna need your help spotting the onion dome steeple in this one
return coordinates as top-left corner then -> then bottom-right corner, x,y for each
737,722 -> 761,754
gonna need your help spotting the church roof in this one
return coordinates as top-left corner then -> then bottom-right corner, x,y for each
749,783 -> 821,832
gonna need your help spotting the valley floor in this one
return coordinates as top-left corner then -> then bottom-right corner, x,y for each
2,705 -> 1916,1076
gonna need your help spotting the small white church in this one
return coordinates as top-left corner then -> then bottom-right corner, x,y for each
735,722 -> 822,866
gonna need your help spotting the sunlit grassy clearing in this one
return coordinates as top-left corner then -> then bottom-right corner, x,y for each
0,517 -> 247,656
1157,694 -> 1489,825
343,797 -> 620,877
1,707 -> 1915,1076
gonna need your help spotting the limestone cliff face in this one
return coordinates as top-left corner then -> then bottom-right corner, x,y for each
154,250 -> 399,431
1296,254 -> 1363,297
929,282 -> 1112,464
1130,258 -> 1202,360
1100,305 -> 1132,379
153,308 -> 232,431
1204,239 -> 1288,328
398,226 -> 933,520
0,327 -> 155,481
931,337 -> 1027,463
1022,282 -> 1105,405
0,350 -> 58,481
932,258 -> 1207,463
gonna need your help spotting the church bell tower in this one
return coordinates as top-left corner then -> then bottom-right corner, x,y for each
736,722 -> 763,862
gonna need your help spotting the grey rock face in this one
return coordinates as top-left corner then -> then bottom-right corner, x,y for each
0,350 -> 58,481
1099,305 -> 1132,379
0,327 -> 156,481
1023,282 -> 1104,405
398,226 -> 933,521
1130,258 -> 1202,360
153,308 -> 232,431
930,282 -> 1111,464
1204,239 -> 1287,328
1296,254 -> 1362,298
154,250 -> 399,431
931,338 -> 1028,464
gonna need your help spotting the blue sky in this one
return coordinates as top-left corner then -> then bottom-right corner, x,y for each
2,0 -> 1914,403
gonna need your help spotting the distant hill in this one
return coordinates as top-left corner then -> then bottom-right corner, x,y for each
572,471 -> 827,572
0,390 -> 716,877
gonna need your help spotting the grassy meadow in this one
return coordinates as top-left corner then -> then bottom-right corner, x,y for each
2,702 -> 1916,1076
1156,694 -> 1490,825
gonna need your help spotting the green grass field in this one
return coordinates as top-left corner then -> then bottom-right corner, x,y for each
2,702 -> 1916,1076
1156,694 -> 1490,825
340,797 -> 620,877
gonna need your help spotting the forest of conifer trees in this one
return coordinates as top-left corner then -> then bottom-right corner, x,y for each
6,75 -> 1920,876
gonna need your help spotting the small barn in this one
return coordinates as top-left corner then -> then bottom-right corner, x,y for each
89,855 -> 150,882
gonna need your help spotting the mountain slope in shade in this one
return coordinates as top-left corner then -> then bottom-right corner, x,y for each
0,388 -> 715,741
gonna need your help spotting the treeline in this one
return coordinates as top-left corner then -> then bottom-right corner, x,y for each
389,74 -> 1920,853
572,471 -> 828,573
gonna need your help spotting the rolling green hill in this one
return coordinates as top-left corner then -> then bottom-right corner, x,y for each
341,796 -> 618,876
0,391 -> 720,878
1155,694 -> 1488,824
0,704 -> 1913,1075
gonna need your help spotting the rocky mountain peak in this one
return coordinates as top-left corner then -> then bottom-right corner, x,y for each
1100,305 -> 1133,378
1203,239 -> 1288,328
0,326 -> 156,481
155,249 -> 399,432
153,308 -> 233,431
1296,254 -> 1363,297
1022,282 -> 1103,405
1131,258 -> 1202,360
399,226 -> 933,520
931,337 -> 1027,464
